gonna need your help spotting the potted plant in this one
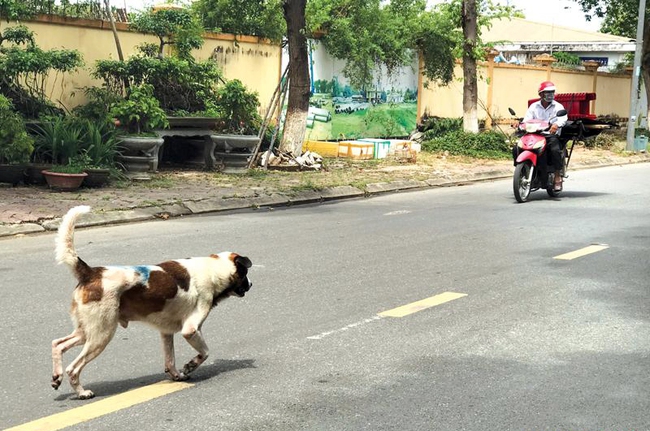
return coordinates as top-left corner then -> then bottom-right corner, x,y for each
42,159 -> 88,191
110,84 -> 168,174
211,79 -> 263,171
78,119 -> 122,187
0,95 -> 35,185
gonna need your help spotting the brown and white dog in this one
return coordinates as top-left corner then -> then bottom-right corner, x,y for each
51,205 -> 253,399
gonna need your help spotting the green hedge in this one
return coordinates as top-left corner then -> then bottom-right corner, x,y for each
421,130 -> 511,159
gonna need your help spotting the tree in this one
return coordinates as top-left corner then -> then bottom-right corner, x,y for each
462,0 -> 478,133
426,0 -> 517,132
192,0 -> 285,41
573,0 -> 650,125
129,7 -> 205,60
193,0 -> 512,155
280,0 -> 311,156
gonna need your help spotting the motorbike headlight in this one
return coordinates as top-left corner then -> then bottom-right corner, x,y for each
533,141 -> 545,150
517,139 -> 524,148
525,123 -> 539,133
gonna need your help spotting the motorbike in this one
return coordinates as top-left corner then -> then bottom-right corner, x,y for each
509,108 -> 574,203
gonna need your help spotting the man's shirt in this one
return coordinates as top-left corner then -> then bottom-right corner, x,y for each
523,100 -> 568,133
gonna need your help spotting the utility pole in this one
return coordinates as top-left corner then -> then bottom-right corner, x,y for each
626,0 -> 647,151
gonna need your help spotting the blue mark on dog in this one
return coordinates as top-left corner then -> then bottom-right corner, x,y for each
133,265 -> 151,283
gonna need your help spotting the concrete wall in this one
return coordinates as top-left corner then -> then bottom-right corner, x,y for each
418,60 -> 632,124
0,15 -> 282,114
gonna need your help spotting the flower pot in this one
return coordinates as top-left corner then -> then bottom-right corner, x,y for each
117,135 -> 164,172
42,170 -> 88,191
0,164 -> 27,186
212,134 -> 260,152
83,168 -> 111,188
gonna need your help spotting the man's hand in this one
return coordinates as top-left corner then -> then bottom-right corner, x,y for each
550,124 -> 558,134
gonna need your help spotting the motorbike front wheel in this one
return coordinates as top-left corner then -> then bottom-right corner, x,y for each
513,161 -> 533,203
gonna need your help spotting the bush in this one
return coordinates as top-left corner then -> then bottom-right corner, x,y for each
419,116 -> 463,139
0,25 -> 83,119
421,130 -> 511,159
214,79 -> 261,134
0,94 -> 34,164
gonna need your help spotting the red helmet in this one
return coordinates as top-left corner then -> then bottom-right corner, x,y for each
538,81 -> 556,94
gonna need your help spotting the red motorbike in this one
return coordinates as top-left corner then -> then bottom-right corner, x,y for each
510,108 -> 570,203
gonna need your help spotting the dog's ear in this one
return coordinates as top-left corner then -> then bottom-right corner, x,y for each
235,255 -> 252,269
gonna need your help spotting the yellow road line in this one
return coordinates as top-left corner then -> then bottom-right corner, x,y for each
554,244 -> 609,260
6,380 -> 193,431
378,292 -> 467,318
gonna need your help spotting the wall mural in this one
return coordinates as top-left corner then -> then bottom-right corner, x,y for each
305,40 -> 419,141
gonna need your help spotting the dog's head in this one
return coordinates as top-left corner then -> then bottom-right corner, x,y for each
211,252 -> 253,307
230,253 -> 253,297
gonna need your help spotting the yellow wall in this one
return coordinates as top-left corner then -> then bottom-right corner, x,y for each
418,60 -> 632,123
0,16 -> 282,114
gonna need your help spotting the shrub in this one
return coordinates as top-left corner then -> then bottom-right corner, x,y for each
0,94 -> 34,164
419,116 -> 463,139
0,25 -> 83,118
421,130 -> 511,159
94,55 -> 223,115
109,84 -> 169,134
214,79 -> 261,134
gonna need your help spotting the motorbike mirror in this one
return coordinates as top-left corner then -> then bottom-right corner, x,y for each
508,107 -> 516,116
556,109 -> 567,117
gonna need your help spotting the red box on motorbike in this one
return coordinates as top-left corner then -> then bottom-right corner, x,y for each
528,92 -> 597,121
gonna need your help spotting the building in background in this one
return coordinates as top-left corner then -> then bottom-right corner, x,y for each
483,18 -> 634,71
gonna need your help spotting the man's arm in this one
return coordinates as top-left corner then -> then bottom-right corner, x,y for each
522,104 -> 535,122
553,102 -> 568,128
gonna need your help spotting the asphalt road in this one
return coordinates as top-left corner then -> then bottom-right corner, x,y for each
1,163 -> 648,431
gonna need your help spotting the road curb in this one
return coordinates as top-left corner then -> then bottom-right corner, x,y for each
0,159 -> 646,238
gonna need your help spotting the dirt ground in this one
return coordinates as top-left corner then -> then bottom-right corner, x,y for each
1,146 -> 648,225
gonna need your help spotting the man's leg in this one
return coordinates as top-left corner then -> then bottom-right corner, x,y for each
548,135 -> 563,190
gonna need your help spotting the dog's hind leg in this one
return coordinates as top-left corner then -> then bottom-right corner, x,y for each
161,333 -> 188,381
51,329 -> 85,390
65,318 -> 118,399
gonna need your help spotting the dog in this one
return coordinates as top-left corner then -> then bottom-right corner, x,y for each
51,205 -> 253,399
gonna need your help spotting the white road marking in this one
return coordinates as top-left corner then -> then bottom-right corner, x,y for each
307,316 -> 383,340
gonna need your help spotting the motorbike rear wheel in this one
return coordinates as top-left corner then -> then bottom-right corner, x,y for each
513,161 -> 533,203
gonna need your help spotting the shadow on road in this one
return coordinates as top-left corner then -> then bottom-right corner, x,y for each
507,190 -> 610,203
53,358 -> 256,401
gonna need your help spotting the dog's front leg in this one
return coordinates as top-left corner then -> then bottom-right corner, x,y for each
181,311 -> 210,376
161,333 -> 188,381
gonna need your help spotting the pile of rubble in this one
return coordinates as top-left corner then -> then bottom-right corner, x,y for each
259,150 -> 324,170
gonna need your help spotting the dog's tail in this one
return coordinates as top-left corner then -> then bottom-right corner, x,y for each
55,206 -> 91,271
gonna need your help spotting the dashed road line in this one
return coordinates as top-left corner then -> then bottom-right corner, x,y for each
378,292 -> 468,318
554,244 -> 609,260
307,316 -> 383,340
307,292 -> 468,340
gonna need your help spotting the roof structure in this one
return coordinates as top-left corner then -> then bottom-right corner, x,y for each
482,17 -> 633,44
481,18 -> 634,69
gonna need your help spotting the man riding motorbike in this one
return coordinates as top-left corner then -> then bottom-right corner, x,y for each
521,81 -> 568,191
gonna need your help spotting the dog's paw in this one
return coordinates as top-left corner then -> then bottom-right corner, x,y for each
182,361 -> 199,376
78,390 -> 95,400
172,372 -> 190,381
51,375 -> 62,390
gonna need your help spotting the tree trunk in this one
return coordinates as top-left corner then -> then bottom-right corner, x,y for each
103,0 -> 124,62
279,0 -> 310,157
643,17 -> 650,130
462,0 -> 479,133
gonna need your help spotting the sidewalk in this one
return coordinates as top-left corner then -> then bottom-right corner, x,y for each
1,149 -> 648,238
